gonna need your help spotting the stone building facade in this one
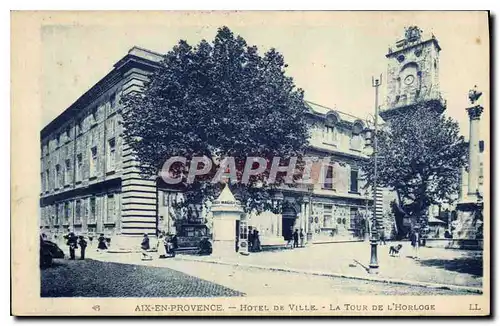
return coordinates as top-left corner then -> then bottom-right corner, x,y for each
40,47 -> 164,243
246,102 -> 374,244
40,46 -> 374,245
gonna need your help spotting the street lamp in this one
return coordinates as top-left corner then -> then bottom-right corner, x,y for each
368,75 -> 382,274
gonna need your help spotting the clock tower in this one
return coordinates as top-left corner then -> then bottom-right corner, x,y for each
380,26 -> 446,120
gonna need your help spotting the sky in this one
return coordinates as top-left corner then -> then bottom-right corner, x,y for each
41,11 -> 489,137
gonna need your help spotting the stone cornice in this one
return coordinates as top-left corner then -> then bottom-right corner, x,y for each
386,38 -> 441,58
41,53 -> 162,140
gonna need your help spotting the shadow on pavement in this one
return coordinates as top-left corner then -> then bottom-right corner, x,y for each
417,255 -> 483,277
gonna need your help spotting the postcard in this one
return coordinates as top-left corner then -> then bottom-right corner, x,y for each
11,10 -> 490,316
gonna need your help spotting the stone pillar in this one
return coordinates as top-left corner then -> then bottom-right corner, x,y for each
449,98 -> 484,249
210,184 -> 243,256
466,105 -> 483,201
459,166 -> 468,201
300,202 -> 306,231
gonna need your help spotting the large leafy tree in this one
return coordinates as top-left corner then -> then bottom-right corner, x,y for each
122,26 -> 309,213
362,105 -> 468,233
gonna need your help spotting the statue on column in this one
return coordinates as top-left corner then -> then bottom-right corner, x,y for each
468,85 -> 483,105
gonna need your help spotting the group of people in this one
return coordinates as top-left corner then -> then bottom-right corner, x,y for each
140,232 -> 178,260
62,232 -> 88,260
40,228 -> 111,261
289,228 -> 305,249
247,228 -> 261,252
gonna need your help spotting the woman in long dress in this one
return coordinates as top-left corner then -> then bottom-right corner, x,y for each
157,233 -> 167,258
97,233 -> 108,251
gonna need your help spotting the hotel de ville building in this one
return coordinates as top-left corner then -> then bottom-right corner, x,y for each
40,27 -> 443,247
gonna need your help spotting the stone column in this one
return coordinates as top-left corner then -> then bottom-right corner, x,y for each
459,166 -> 468,201
466,105 -> 484,202
210,184 -> 243,256
449,98 -> 484,247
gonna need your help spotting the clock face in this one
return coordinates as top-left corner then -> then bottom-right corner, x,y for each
404,74 -> 415,85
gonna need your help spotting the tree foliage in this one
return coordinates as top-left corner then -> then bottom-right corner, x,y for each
362,106 -> 468,226
122,26 -> 310,213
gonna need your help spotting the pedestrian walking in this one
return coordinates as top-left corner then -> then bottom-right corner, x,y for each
141,233 -> 152,260
157,233 -> 167,258
411,230 -> 420,259
97,233 -> 108,251
248,227 -> 254,252
78,235 -> 87,260
293,229 -> 299,248
299,228 -> 305,247
66,232 -> 78,260
252,229 -> 261,252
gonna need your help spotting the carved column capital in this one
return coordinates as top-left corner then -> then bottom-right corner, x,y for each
467,105 -> 484,120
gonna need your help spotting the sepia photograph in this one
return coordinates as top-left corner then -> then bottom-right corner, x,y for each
10,10 -> 490,316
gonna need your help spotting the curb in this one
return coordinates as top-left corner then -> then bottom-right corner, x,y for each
175,256 -> 483,294
312,240 -> 364,245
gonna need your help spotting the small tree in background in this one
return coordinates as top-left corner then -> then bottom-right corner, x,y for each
122,26 -> 310,213
362,105 -> 468,236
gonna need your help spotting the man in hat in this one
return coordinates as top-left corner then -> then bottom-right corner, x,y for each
66,232 -> 78,260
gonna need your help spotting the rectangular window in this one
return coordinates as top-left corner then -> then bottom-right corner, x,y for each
350,169 -> 359,193
89,197 -> 96,223
323,165 -> 334,190
64,202 -> 70,224
350,134 -> 363,151
106,194 -> 115,223
110,93 -> 117,111
163,192 -> 171,207
55,164 -> 61,189
84,198 -> 89,223
76,154 -> 83,181
54,203 -> 59,225
90,147 -> 98,177
107,138 -> 116,172
64,159 -> 71,185
350,207 -> 358,229
324,126 -> 338,143
75,200 -> 82,224
323,205 -> 333,228
45,169 -> 50,191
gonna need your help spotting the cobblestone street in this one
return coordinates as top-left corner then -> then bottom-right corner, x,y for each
41,259 -> 243,297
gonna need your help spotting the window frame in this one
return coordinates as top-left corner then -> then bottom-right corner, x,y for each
76,153 -> 83,182
75,199 -> 82,224
349,168 -> 359,193
106,194 -> 116,223
322,164 -> 335,190
90,146 -> 98,178
107,138 -> 116,172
